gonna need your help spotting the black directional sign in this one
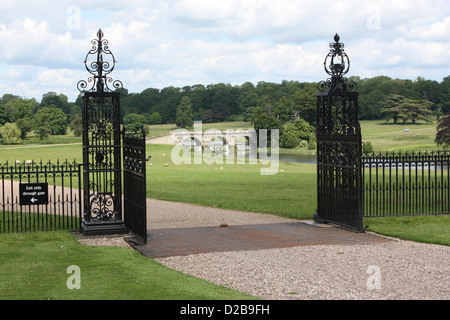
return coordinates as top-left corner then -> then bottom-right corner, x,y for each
19,183 -> 48,205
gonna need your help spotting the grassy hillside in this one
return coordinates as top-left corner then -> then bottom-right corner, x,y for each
360,120 -> 441,152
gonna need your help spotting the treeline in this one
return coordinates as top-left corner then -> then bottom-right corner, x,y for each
118,75 -> 450,124
0,92 -> 81,143
1,75 -> 449,145
119,75 -> 450,149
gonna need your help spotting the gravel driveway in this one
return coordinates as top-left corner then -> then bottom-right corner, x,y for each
79,198 -> 449,300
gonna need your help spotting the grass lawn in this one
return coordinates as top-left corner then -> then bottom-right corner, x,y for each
364,215 -> 450,246
147,144 -> 316,219
0,143 -> 82,163
360,120 -> 442,152
0,231 -> 256,300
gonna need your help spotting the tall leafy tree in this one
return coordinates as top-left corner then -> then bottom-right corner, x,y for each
175,96 -> 193,128
402,98 -> 433,124
47,107 -> 68,135
382,94 -> 433,124
16,117 -> 32,139
33,108 -> 51,140
70,114 -> 82,137
382,94 -> 407,124
290,87 -> 316,125
273,96 -> 292,123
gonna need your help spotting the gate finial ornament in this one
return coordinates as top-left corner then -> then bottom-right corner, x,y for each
318,33 -> 356,93
77,28 -> 123,92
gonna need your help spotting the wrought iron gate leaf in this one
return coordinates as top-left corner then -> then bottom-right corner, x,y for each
123,126 -> 148,244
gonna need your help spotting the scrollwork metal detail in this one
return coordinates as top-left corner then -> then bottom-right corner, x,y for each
318,33 -> 357,93
77,29 -> 123,92
89,192 -> 117,221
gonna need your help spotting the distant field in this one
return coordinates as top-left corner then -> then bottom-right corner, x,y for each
0,144 -> 82,164
148,121 -> 253,137
360,120 -> 441,152
149,120 -> 442,152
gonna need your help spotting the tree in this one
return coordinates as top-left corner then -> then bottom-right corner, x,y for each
47,107 -> 68,135
4,97 -> 36,121
382,94 -> 433,124
0,123 -> 21,144
292,118 -> 314,141
210,103 -> 228,122
33,108 -> 51,139
148,112 -> 163,125
202,109 -> 214,123
382,94 -> 406,124
175,96 -> 193,128
280,123 -> 301,148
280,119 -> 314,149
70,114 -> 82,137
435,111 -> 450,148
402,98 -> 433,124
250,106 -> 283,145
290,87 -> 316,125
40,92 -> 71,114
363,141 -> 374,154
16,117 -> 32,139
273,96 -> 292,123
123,113 -> 147,133
69,105 -> 81,122
0,105 -> 9,126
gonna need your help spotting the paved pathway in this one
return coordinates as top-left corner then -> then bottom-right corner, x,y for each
132,199 -> 392,258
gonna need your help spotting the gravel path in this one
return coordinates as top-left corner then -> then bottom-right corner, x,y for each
157,239 -> 449,300
77,198 -> 449,300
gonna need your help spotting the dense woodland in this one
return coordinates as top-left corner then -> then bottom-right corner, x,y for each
1,75 -> 450,147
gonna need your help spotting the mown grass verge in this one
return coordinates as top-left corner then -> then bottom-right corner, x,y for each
0,231 -> 257,300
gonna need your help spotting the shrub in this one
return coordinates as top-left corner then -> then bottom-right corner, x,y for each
363,141 -> 374,154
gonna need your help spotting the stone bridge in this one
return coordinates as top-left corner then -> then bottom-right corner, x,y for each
172,127 -> 257,151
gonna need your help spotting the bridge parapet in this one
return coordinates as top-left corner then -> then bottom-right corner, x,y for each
172,127 -> 256,149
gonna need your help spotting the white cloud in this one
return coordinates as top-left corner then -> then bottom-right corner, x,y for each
0,0 -> 449,101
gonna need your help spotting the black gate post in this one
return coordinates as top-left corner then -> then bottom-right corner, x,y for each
314,34 -> 364,232
78,29 -> 127,236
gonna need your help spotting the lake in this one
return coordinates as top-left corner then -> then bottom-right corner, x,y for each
240,151 -> 317,164
278,153 -> 317,164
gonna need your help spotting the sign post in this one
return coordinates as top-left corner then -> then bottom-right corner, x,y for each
19,183 -> 48,206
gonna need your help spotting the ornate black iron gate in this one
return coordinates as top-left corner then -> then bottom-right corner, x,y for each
78,29 -> 148,239
78,29 -> 127,236
314,34 -> 364,232
123,127 -> 148,244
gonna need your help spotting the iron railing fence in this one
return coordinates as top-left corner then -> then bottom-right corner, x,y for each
362,150 -> 450,217
0,159 -> 82,233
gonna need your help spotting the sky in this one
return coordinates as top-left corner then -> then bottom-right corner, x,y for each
0,0 -> 449,102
